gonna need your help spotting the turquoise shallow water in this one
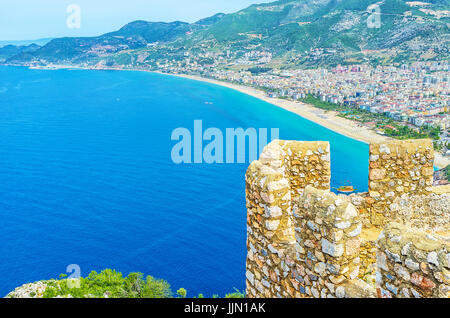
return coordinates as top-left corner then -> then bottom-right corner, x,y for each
0,66 -> 368,297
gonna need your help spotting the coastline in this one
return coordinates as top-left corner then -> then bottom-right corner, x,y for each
5,64 -> 449,168
156,72 -> 450,169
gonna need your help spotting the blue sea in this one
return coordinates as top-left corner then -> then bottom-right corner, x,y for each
0,66 -> 369,297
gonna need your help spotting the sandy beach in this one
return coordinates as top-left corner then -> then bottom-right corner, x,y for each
16,65 -> 450,169
161,72 -> 450,169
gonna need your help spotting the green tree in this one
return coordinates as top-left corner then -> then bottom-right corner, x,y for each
177,288 -> 187,298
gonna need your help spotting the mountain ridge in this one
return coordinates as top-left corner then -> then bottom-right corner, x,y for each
2,0 -> 449,67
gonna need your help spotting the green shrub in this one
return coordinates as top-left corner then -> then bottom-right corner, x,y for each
40,269 -> 245,298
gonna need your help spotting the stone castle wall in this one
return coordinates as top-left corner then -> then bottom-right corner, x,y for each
290,186 -> 364,297
245,139 -> 449,298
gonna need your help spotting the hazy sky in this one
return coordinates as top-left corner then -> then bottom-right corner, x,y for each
0,0 -> 273,41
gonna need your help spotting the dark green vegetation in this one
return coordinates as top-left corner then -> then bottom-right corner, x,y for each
2,0 -> 449,67
0,44 -> 41,62
248,67 -> 272,75
41,269 -> 245,298
301,94 -> 343,111
383,125 -> 433,140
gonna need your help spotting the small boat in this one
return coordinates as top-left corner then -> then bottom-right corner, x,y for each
335,185 -> 356,194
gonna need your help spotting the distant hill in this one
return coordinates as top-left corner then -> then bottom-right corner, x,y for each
103,20 -> 192,43
0,38 -> 52,47
4,0 -> 449,67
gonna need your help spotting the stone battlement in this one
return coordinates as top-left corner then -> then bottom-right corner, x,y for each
245,139 -> 449,298
368,139 -> 435,226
